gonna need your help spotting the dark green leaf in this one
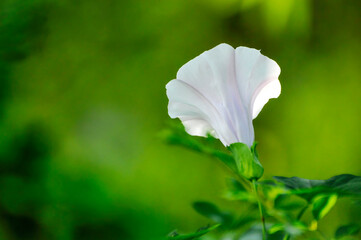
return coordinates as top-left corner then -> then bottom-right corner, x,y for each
335,224 -> 360,239
167,224 -> 220,240
273,174 -> 361,202
326,174 -> 361,196
193,201 -> 232,225
273,176 -> 324,201
311,194 -> 337,220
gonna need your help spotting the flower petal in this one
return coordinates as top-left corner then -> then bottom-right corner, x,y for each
234,47 -> 281,119
166,44 -> 281,147
252,79 -> 281,119
166,79 -> 237,145
176,43 -> 237,114
169,44 -> 249,146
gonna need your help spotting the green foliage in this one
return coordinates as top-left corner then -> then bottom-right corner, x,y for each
273,174 -> 361,202
268,221 -> 307,236
229,142 -> 264,181
167,224 -> 220,240
335,224 -> 360,239
193,201 -> 233,225
274,194 -> 306,211
311,194 -> 337,221
165,124 -> 361,239
161,122 -> 237,173
224,178 -> 254,201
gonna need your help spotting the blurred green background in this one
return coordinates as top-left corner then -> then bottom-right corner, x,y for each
0,0 -> 360,239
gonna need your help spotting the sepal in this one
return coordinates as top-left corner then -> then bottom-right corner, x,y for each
229,142 -> 264,181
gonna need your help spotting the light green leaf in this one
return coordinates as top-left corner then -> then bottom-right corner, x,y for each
311,194 -> 337,221
335,224 -> 360,239
257,180 -> 288,202
268,221 -> 307,236
229,142 -> 264,181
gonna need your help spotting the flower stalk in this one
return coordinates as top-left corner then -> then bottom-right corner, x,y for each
252,179 -> 267,240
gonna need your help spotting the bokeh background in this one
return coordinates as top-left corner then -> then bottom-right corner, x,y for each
0,0 -> 360,239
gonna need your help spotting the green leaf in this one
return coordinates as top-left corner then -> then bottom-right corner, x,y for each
224,190 -> 253,201
211,151 -> 238,173
193,201 -> 232,225
224,178 -> 253,201
273,174 -> 361,202
326,174 -> 361,196
274,194 -> 307,211
268,221 -> 307,236
161,122 -> 237,173
226,178 -> 247,192
167,224 -> 220,240
229,142 -> 264,181
335,224 -> 360,239
311,194 -> 337,221
257,180 -> 287,201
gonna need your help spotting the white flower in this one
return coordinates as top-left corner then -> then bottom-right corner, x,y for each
166,43 -> 281,147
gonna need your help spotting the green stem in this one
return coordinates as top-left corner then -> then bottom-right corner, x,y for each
252,179 -> 266,240
283,204 -> 309,240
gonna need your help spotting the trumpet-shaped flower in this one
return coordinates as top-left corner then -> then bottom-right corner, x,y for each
166,43 -> 281,147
